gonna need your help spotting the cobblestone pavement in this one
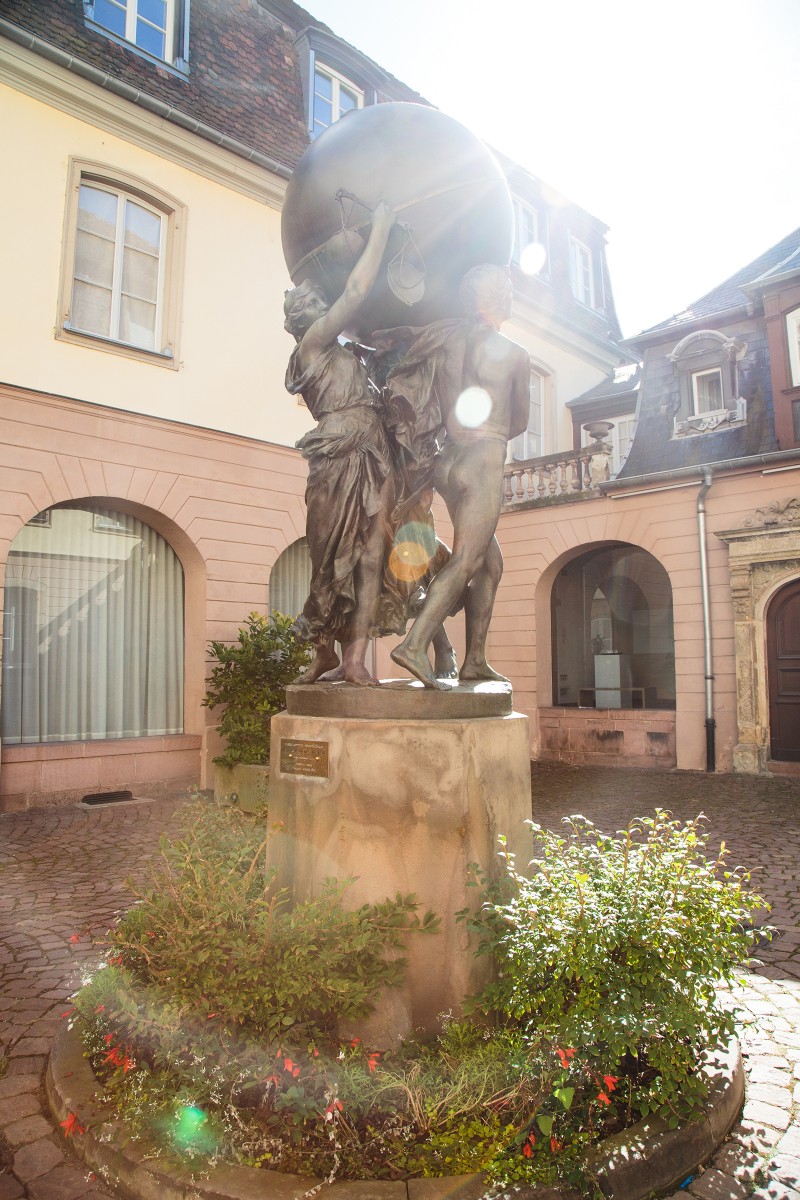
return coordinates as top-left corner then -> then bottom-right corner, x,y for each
0,766 -> 797,1199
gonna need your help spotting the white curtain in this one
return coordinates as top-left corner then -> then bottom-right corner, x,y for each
269,537 -> 312,618
1,506 -> 183,744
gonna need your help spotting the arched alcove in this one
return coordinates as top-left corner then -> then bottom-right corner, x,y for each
550,543 -> 676,710
269,536 -> 312,618
1,501 -> 190,745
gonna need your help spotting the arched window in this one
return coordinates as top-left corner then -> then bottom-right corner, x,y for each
269,537 -> 312,619
1,504 -> 183,744
551,544 -> 675,709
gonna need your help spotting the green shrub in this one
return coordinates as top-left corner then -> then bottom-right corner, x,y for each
462,810 -> 770,1126
70,807 -> 769,1195
203,611 -> 311,767
99,802 -> 434,1043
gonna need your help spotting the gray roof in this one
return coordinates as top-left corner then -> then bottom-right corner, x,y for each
631,226 -> 800,341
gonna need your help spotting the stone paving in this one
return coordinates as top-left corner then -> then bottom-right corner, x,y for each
0,765 -> 796,1199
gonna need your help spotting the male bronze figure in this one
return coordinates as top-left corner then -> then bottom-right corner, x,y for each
389,265 -> 530,689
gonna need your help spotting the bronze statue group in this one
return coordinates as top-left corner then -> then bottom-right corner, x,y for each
284,203 -> 531,690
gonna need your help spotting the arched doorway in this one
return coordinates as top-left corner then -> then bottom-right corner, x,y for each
767,578 -> 800,762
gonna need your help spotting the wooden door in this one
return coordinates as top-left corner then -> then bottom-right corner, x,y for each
767,579 -> 800,761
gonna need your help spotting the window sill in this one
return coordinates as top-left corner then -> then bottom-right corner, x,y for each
58,323 -> 178,370
673,399 -> 747,438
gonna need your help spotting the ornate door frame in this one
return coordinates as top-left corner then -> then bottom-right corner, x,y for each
718,499 -> 800,773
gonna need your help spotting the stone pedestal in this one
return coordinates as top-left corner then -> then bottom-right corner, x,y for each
267,680 -> 531,1046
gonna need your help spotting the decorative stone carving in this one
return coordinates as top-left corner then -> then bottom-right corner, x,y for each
743,497 -> 800,529
752,560 -> 800,596
717,517 -> 800,774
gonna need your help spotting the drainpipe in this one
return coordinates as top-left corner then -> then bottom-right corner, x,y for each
697,468 -> 715,772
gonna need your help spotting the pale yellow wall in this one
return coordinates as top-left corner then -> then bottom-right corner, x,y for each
505,311 -> 621,454
0,82 -> 313,448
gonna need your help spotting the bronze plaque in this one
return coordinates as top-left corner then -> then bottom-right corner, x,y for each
279,738 -> 329,778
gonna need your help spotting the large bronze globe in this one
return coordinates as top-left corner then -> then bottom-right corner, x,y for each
281,103 -> 513,337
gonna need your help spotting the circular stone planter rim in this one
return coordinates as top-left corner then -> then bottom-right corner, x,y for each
46,1025 -> 743,1200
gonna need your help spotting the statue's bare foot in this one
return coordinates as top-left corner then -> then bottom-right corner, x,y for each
342,664 -> 379,687
459,658 -> 509,684
433,645 -> 458,679
391,642 -> 446,690
318,663 -> 345,682
294,647 -> 340,684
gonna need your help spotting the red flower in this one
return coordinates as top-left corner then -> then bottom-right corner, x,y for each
68,934 -> 81,945
349,1038 -> 361,1047
550,1136 -> 562,1152
107,954 -> 123,967
206,1013 -> 219,1019
60,1008 -> 76,1019
283,1057 -> 296,1072
522,1142 -> 533,1158
121,1054 -> 136,1073
367,1052 -> 381,1073
596,1091 -> 611,1106
103,1046 -> 124,1068
104,1034 -> 114,1044
555,1046 -> 576,1070
94,1005 -> 106,1013
60,1112 -> 86,1137
603,1075 -> 619,1092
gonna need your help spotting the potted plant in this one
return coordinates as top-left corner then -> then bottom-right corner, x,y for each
203,611 -> 310,811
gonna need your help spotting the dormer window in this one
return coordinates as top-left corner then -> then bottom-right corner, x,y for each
312,64 -> 363,138
692,367 -> 724,415
569,235 -> 595,308
669,330 -> 747,437
787,308 -> 800,387
84,0 -> 189,70
512,200 -> 538,266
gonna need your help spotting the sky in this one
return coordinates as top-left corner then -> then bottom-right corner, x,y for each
302,0 -> 800,339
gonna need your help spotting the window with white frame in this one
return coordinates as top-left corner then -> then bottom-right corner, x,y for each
312,64 -> 363,137
511,370 -> 545,460
512,200 -> 539,266
87,0 -> 186,66
787,308 -> 800,387
59,162 -> 185,367
691,367 -> 724,415
569,235 -> 595,308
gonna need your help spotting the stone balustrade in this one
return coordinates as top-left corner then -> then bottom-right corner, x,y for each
503,446 -> 611,508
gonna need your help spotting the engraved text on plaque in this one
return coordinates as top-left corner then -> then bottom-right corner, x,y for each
280,738 -> 329,778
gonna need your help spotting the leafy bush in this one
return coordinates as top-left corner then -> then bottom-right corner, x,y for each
203,611 -> 311,767
70,807 -> 768,1195
98,802 -> 434,1043
463,810 -> 769,1128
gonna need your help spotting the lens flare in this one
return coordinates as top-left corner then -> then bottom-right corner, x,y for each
388,521 -> 436,584
454,387 -> 492,429
519,242 -> 547,276
171,1103 -> 217,1153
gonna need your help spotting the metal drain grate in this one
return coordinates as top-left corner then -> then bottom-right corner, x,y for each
81,790 -> 134,806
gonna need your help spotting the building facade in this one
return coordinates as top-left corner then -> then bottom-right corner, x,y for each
495,229 -> 800,776
0,0 -> 626,810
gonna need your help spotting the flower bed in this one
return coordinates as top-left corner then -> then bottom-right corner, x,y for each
57,803 -> 765,1197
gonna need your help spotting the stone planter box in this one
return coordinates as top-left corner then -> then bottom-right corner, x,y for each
47,1025 -> 743,1200
213,762 -> 269,813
